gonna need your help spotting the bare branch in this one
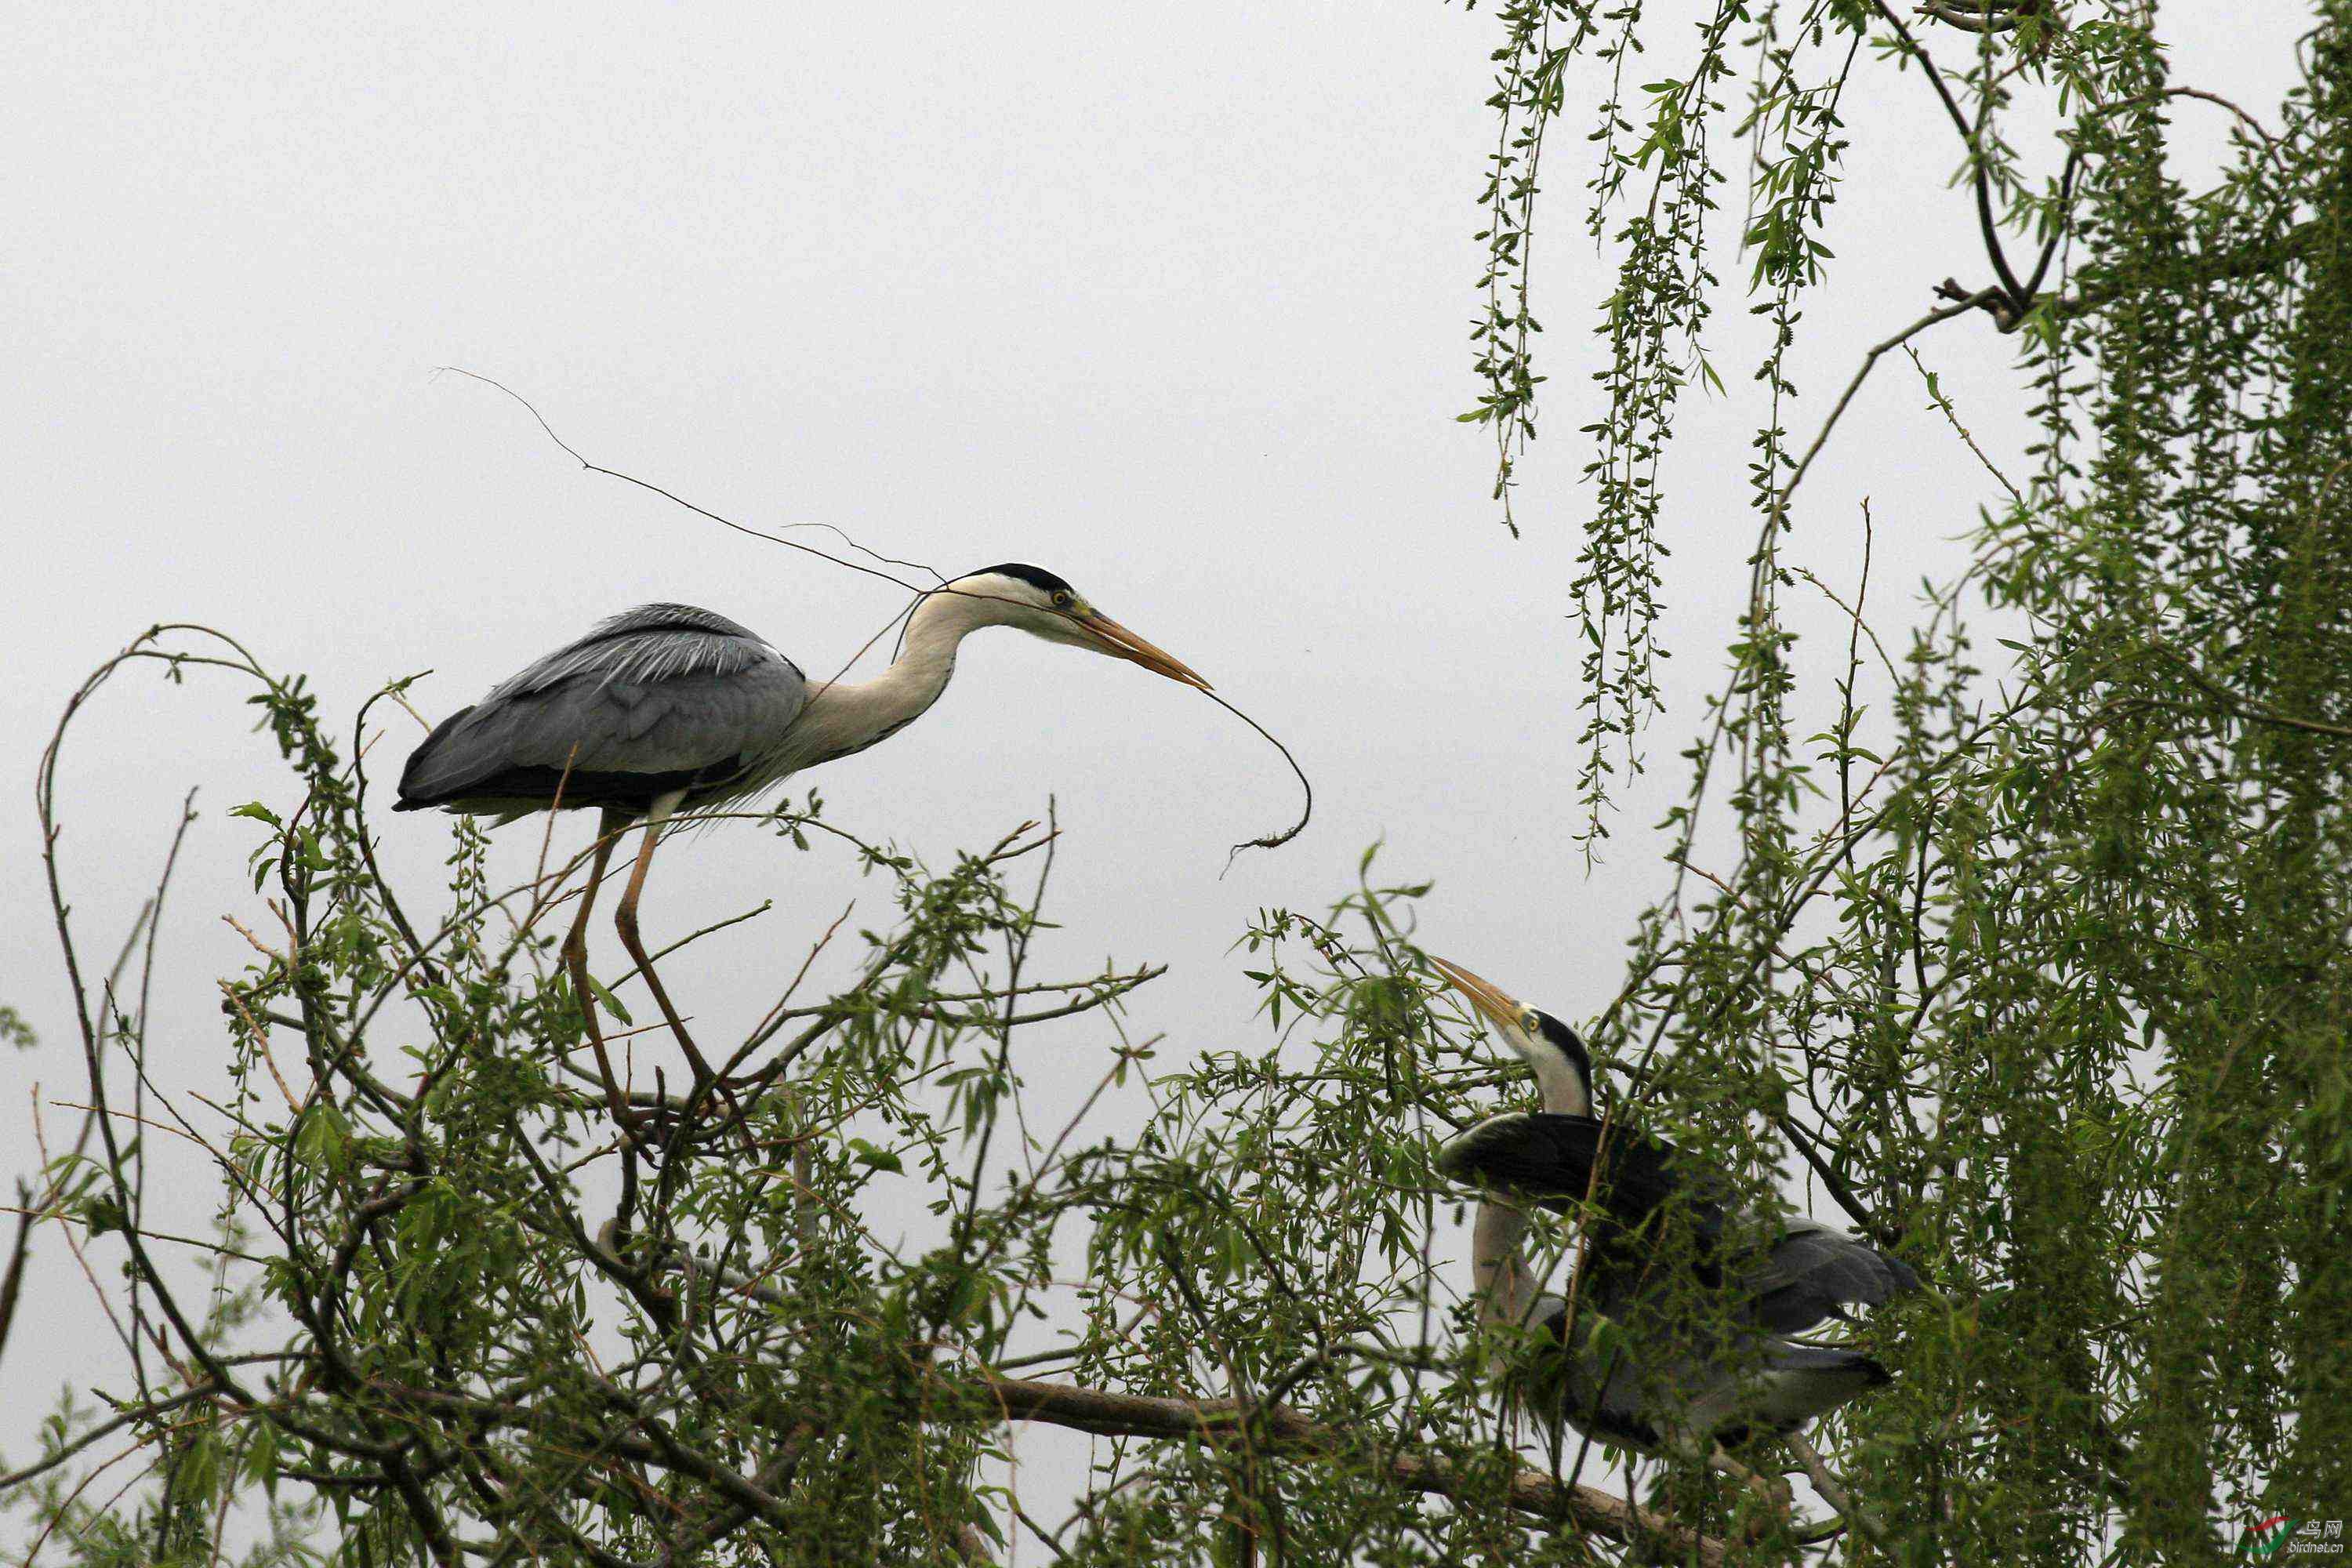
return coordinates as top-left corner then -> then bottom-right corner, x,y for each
971,1375 -> 1729,1566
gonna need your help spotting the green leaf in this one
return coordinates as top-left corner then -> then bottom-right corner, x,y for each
292,1103 -> 353,1178
583,973 -> 634,1026
848,1138 -> 904,1174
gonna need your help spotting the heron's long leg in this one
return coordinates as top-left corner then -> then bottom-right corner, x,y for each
565,808 -> 634,1118
612,790 -> 717,1084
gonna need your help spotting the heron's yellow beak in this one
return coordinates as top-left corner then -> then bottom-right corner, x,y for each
1073,612 -> 1214,691
1427,955 -> 1525,1035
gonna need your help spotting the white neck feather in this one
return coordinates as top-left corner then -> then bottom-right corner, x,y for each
782,589 -> 996,769
1472,1200 -> 1541,1329
1506,1024 -> 1591,1117
1533,1056 -> 1590,1117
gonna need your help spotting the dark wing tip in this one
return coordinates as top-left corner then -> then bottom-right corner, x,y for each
394,703 -> 479,811
1768,1341 -> 1890,1382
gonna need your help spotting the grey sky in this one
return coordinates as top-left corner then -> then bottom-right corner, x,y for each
3,0 -> 2303,1544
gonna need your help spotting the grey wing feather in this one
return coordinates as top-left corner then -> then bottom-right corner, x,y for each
470,666 -> 805,775
397,605 -> 810,810
1740,1218 -> 1921,1334
488,604 -> 803,698
1443,1116 -> 1917,1335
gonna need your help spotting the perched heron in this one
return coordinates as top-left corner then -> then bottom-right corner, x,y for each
396,564 -> 1209,1092
1425,955 -> 1918,1498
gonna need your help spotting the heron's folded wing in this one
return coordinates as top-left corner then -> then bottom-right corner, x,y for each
1738,1218 -> 1921,1334
1436,1113 -> 1718,1233
398,605 -> 809,808
485,604 -> 801,699
497,664 -> 808,775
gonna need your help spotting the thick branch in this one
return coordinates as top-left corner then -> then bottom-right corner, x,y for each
971,1375 -> 1726,1566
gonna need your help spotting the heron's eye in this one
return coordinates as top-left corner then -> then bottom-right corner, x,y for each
1051,590 -> 1073,609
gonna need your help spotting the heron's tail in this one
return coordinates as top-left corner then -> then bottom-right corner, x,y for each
1751,1341 -> 1891,1432
394,705 -> 484,810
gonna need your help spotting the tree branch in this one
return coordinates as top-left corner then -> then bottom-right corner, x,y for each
969,1375 -> 1728,1566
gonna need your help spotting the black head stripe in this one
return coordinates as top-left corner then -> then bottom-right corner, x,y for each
1530,1011 -> 1593,1085
967,562 -> 1074,595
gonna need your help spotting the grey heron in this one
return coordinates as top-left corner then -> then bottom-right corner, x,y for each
1425,955 -> 1918,1501
395,564 -> 1209,1094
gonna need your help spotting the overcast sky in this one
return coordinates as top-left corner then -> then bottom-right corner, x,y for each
2,0 -> 2304,1547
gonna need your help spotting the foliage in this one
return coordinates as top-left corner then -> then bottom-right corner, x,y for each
1456,0 -> 2352,1555
5,636 -> 1742,1564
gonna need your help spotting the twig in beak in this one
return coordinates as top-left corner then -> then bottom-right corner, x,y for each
1210,690 -> 1313,871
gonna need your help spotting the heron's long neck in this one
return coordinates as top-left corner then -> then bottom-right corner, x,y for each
792,591 -> 989,763
1534,1057 -> 1590,1117
1472,1200 -> 1540,1329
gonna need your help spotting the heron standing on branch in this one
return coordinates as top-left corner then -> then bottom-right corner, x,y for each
397,564 -> 1210,1098
1425,955 -> 1919,1504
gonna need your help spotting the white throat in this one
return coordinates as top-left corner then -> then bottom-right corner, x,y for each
1532,1056 -> 1590,1117
1510,1029 -> 1591,1117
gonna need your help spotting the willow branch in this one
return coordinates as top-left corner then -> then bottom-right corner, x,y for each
970,1375 -> 1726,1566
1788,1431 -> 1889,1546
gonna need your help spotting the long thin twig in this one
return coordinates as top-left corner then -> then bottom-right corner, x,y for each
1749,288 -> 2002,623
1866,0 -> 2027,310
437,368 -> 942,592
